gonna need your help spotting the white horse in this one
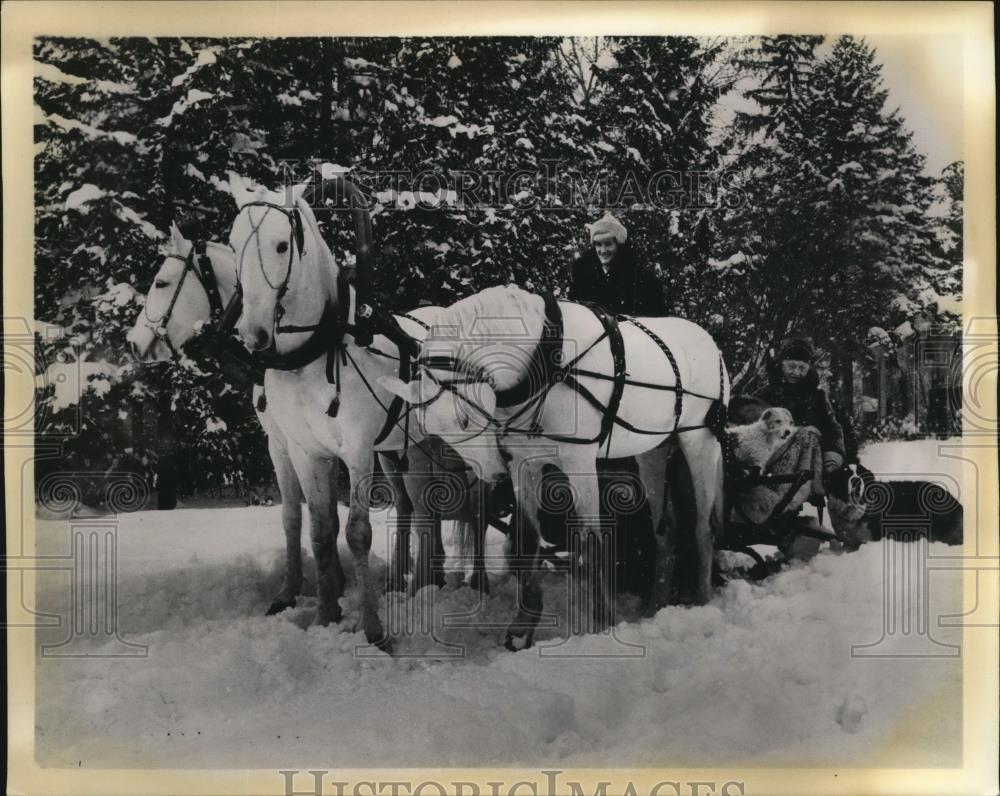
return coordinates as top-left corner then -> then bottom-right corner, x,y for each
225,173 -> 503,646
128,221 -> 491,648
381,285 -> 730,648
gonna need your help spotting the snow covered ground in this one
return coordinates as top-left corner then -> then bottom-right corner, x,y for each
33,439 -> 965,769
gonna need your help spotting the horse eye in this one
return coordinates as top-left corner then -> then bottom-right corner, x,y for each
276,240 -> 289,254
154,280 -> 169,289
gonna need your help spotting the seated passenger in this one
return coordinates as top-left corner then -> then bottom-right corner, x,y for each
728,336 -> 846,525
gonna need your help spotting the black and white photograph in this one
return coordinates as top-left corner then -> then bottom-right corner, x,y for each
4,2 -> 997,794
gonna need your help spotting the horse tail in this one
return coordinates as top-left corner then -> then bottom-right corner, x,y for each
711,442 -> 727,534
707,352 -> 732,441
713,352 -> 730,533
720,352 -> 731,406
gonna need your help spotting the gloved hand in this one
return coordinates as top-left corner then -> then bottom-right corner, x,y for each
823,451 -> 844,473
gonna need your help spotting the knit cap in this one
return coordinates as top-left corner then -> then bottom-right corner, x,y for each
776,336 -> 814,364
588,213 -> 627,244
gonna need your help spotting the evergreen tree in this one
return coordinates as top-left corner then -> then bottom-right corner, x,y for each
33,34 -> 958,496
711,36 -> 953,389
368,37 -> 587,307
586,37 -> 740,317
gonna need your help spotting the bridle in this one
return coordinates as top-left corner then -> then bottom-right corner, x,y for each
415,354 -> 504,445
232,200 -> 316,340
143,242 -> 228,358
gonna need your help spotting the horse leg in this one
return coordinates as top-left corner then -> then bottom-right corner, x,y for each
266,437 -> 304,615
498,456 -> 545,649
347,460 -> 387,647
406,448 -> 448,595
563,461 -> 612,633
467,478 -> 490,595
678,428 -> 724,605
635,445 -> 672,614
289,447 -> 345,626
379,453 -> 412,593
504,503 -> 543,650
449,475 -> 489,594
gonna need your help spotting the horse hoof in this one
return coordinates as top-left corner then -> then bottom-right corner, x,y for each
503,631 -> 533,652
360,626 -> 392,653
407,578 -> 443,598
314,609 -> 343,627
266,597 -> 295,616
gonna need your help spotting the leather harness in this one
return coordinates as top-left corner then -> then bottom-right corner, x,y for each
418,295 -> 727,448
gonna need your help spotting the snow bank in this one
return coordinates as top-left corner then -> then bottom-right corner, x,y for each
860,437 -> 965,498
35,490 -> 961,768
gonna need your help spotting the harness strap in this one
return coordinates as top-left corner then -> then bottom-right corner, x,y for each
253,302 -> 339,372
401,312 -> 431,333
373,353 -> 411,446
365,311 -> 431,447
569,367 -> 723,401
623,316 -> 683,435
584,303 -> 627,450
192,242 -> 223,318
555,371 -> 708,441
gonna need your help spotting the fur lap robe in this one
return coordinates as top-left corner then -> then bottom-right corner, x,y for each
732,426 -> 824,525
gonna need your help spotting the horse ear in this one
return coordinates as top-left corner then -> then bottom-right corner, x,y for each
286,181 -> 311,207
169,222 -> 187,253
378,376 -> 422,404
227,171 -> 254,207
455,401 -> 470,431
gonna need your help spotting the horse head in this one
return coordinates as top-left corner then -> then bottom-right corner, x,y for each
383,362 -> 508,485
227,172 -> 333,354
127,222 -> 236,361
379,287 -> 546,486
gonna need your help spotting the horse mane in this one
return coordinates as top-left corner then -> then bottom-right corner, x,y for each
295,197 -> 341,303
432,285 -> 545,390
204,240 -> 237,286
205,240 -> 233,259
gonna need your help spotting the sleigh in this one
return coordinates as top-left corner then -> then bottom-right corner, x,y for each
715,454 -> 838,581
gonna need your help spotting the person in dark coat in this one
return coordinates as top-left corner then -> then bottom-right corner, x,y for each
753,336 -> 846,473
565,213 -> 663,603
569,214 -> 667,316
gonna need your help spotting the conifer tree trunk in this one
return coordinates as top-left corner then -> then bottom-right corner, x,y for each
155,389 -> 178,510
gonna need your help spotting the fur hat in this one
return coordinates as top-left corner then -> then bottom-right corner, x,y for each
588,213 -> 627,244
776,336 -> 814,364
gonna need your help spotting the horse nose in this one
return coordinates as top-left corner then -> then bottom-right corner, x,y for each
241,328 -> 271,351
128,337 -> 147,361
